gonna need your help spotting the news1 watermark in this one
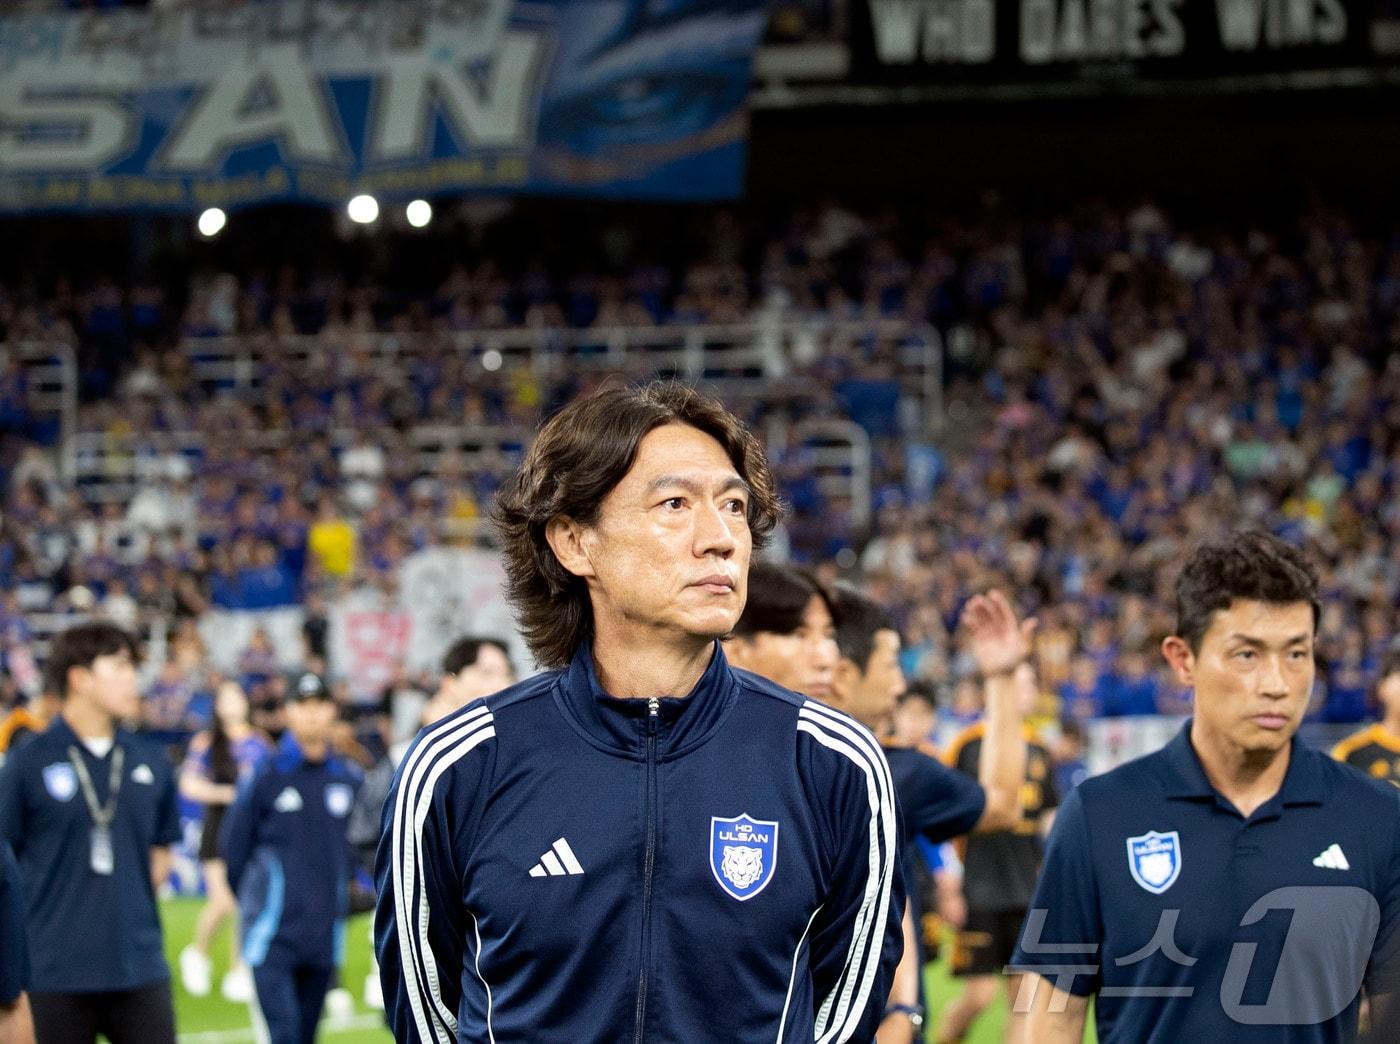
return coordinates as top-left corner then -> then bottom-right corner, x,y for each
1007,886 -> 1383,1024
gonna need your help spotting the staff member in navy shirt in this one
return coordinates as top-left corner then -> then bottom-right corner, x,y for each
728,569 -> 942,1042
1,840 -> 33,1044
222,672 -> 361,1044
1012,531 -> 1400,1042
0,622 -> 180,1044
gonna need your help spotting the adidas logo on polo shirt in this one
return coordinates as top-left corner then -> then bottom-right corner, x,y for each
529,838 -> 585,877
274,787 -> 303,813
1313,843 -> 1350,870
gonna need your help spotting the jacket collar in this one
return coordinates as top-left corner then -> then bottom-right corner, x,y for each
1160,719 -> 1325,813
553,640 -> 739,760
275,731 -> 335,771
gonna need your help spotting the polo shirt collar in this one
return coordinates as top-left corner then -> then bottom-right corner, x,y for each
49,714 -> 130,755
47,714 -> 79,746
1161,719 -> 1325,807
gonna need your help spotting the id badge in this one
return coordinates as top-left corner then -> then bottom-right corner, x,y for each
91,826 -> 115,876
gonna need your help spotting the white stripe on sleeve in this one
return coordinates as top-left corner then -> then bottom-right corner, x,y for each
471,910 -> 496,1044
391,706 -> 494,1044
798,702 -> 898,1044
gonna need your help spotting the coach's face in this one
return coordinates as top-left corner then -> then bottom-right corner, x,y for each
1163,598 -> 1315,756
550,424 -> 752,647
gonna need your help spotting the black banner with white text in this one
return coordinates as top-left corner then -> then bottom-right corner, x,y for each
849,0 -> 1387,84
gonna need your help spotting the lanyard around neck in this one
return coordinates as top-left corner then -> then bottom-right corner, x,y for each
67,744 -> 124,830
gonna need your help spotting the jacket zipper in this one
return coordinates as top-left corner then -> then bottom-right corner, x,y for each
633,697 -> 661,1043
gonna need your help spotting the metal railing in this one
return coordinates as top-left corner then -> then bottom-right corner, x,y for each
4,612 -> 166,688
69,424 -> 533,504
1,340 -> 78,474
69,415 -> 877,536
58,319 -> 940,531
767,417 -> 873,529
177,319 -> 944,431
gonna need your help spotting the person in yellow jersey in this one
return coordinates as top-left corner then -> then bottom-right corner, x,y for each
938,670 -> 1058,1044
307,495 -> 356,579
1332,653 -> 1400,787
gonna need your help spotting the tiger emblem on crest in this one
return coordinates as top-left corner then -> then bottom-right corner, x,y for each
721,845 -> 764,889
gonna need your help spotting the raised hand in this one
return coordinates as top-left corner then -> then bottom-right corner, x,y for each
960,589 -> 1038,678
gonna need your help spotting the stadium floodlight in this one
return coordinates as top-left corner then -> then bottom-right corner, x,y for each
347,194 -> 379,224
406,199 -> 433,228
197,208 -> 226,238
482,348 -> 504,372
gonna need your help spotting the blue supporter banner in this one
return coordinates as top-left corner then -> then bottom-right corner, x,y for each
0,0 -> 769,212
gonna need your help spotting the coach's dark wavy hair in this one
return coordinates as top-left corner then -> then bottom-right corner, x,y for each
1174,530 -> 1320,653
492,382 -> 784,669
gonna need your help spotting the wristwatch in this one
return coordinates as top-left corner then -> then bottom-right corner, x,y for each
882,1003 -> 925,1028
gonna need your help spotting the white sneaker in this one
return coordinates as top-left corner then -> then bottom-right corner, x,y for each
179,946 -> 212,998
220,964 -> 253,1004
325,986 -> 355,1023
364,971 -> 384,1011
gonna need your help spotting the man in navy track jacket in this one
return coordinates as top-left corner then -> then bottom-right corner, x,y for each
223,673 -> 362,1044
375,383 -> 904,1043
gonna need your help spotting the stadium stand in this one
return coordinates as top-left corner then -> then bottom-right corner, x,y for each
0,198 -> 1396,736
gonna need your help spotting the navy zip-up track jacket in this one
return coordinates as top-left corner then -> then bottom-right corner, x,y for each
222,734 -> 362,970
375,642 -> 904,1043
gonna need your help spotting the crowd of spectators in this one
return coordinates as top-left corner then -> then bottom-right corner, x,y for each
0,195 -> 1398,735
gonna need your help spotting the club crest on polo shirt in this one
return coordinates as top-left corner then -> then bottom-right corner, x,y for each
325,783 -> 353,818
710,814 -> 779,901
1127,830 -> 1182,894
43,763 -> 78,802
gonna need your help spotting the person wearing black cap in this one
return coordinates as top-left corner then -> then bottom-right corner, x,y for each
221,672 -> 362,1044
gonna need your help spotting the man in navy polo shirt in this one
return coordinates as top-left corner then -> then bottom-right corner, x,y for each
1,839 -> 33,1043
0,622 -> 180,1044
1011,531 -> 1400,1042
